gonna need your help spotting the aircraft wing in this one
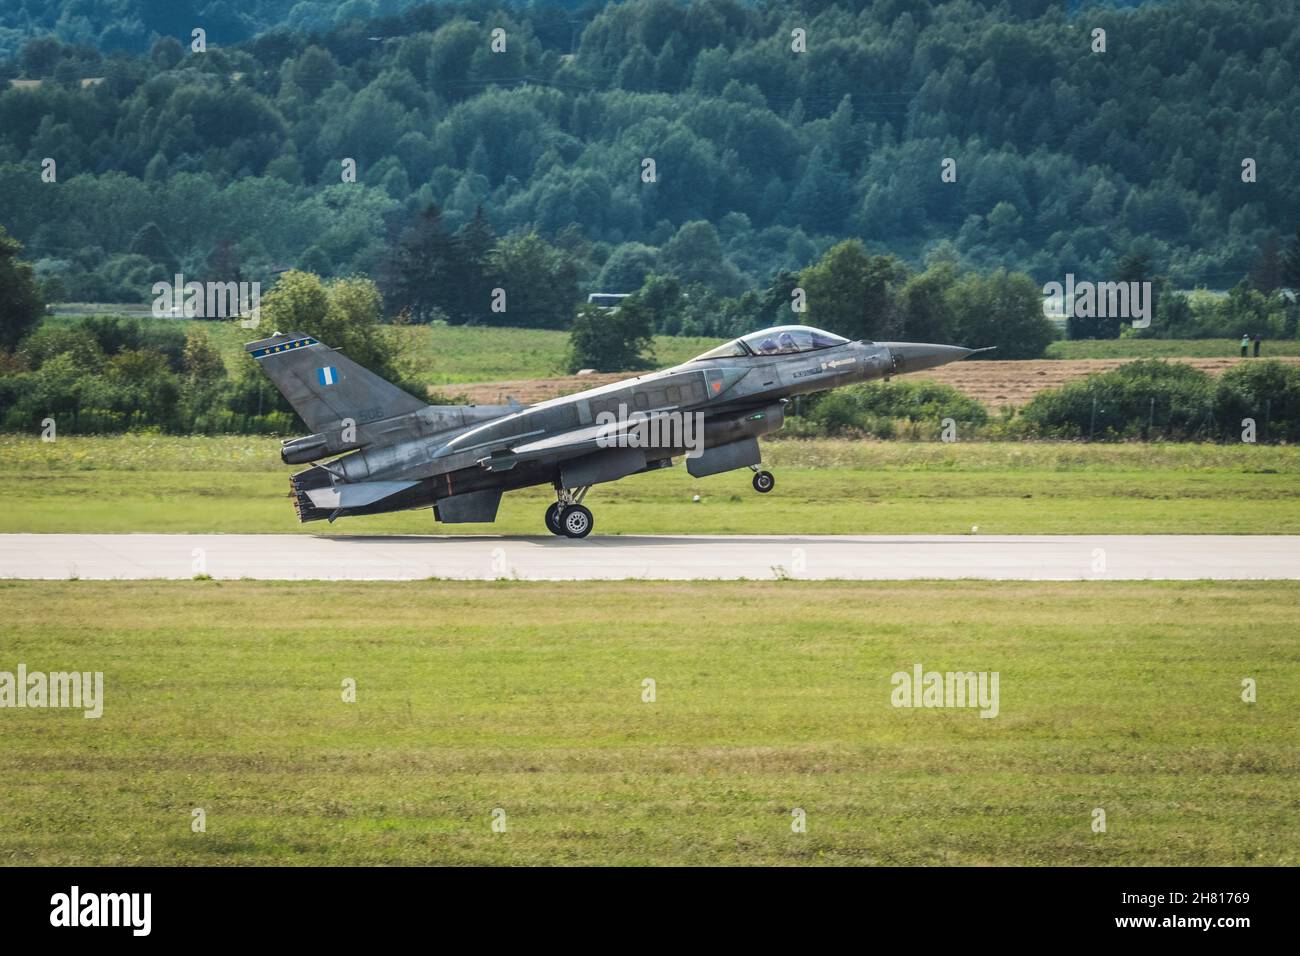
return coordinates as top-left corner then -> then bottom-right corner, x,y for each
477,415 -> 672,472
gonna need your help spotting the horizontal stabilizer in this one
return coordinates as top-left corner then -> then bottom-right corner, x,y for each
303,479 -> 418,511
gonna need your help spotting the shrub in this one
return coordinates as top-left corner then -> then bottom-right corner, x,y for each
796,379 -> 988,438
1212,360 -> 1300,442
1019,360 -> 1214,440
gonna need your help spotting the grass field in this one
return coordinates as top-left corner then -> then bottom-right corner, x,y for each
1045,338 -> 1300,359
45,313 -> 1300,370
1,579 -> 1294,866
40,315 -> 723,385
4,436 -> 1298,535
393,325 -> 721,386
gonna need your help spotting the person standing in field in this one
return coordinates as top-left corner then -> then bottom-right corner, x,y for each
1241,334 -> 1250,357
1253,333 -> 1262,357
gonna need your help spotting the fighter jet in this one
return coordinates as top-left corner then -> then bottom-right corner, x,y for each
247,326 -> 989,538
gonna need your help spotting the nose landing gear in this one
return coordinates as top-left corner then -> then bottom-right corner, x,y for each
751,466 -> 775,494
545,485 -> 594,538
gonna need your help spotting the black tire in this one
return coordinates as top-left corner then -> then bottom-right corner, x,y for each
752,470 -> 775,494
560,504 -> 593,538
544,502 -> 563,535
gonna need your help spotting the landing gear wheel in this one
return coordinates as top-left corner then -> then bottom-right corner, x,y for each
544,502 -> 563,535
560,504 -> 594,538
752,470 -> 775,494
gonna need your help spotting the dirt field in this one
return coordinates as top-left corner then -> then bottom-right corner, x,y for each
444,356 -> 1300,410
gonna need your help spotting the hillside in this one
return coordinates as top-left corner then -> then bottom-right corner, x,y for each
2,0 -> 1296,300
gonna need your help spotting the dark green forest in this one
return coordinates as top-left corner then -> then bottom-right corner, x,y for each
0,0 -> 1297,323
0,1 -> 456,61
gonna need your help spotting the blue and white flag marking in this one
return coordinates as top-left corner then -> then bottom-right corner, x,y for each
318,366 -> 337,386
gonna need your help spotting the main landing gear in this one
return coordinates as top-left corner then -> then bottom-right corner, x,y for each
545,485 -> 594,538
750,465 -> 775,494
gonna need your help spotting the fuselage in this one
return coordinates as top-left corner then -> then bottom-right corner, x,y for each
278,327 -> 985,523
328,342 -> 940,503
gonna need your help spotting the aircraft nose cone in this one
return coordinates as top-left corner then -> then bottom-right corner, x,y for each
882,342 -> 977,373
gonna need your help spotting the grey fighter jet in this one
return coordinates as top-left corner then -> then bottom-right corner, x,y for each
247,326 -> 988,538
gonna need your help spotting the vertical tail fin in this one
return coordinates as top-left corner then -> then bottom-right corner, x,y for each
245,331 -> 426,432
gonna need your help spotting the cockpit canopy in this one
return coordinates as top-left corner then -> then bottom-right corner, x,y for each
691,325 -> 851,361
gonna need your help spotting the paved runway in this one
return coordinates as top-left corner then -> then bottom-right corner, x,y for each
0,533 -> 1296,581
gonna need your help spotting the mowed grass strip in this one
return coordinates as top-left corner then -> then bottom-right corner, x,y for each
37,317 -> 721,386
0,580 -> 1296,865
3,437 -> 1298,534
1046,338 -> 1300,360
50,316 -> 1300,372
